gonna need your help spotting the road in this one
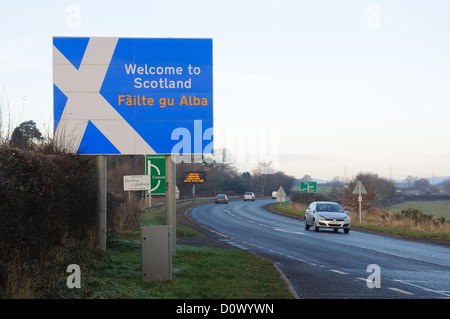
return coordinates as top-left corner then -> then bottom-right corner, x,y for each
188,198 -> 450,299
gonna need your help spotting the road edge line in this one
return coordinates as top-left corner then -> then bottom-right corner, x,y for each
273,263 -> 301,299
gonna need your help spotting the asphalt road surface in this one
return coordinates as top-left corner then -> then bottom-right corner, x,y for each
188,198 -> 450,299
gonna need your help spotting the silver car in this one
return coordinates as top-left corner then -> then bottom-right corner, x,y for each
305,201 -> 350,233
243,192 -> 255,201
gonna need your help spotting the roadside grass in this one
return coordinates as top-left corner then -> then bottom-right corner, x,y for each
270,202 -> 450,242
387,200 -> 450,220
268,202 -> 305,219
140,201 -> 201,238
79,200 -> 293,299
84,239 -> 291,299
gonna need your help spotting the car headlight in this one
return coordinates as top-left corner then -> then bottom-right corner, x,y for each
344,216 -> 350,222
318,215 -> 325,220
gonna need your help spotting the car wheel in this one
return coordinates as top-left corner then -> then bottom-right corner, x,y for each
312,220 -> 319,232
304,219 -> 310,230
344,228 -> 350,234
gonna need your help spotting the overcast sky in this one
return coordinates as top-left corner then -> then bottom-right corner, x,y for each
1,0 -> 450,181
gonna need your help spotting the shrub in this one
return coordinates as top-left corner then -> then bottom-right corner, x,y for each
394,208 -> 435,226
0,145 -> 97,297
289,192 -> 335,206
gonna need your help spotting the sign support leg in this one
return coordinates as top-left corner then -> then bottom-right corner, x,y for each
358,195 -> 362,223
96,155 -> 107,252
166,155 -> 176,256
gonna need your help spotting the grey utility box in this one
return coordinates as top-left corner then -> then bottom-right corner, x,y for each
141,226 -> 172,282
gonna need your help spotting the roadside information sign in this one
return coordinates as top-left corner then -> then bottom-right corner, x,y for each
124,175 -> 151,191
352,181 -> 368,195
146,155 -> 166,195
276,186 -> 286,203
53,37 -> 213,155
300,181 -> 317,193
183,172 -> 206,183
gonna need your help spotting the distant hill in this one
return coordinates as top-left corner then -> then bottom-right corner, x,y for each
425,176 -> 450,185
395,176 -> 450,185
312,178 -> 330,184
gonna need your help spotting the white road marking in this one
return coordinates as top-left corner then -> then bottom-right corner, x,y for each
394,279 -> 450,298
388,287 -> 415,295
330,269 -> 348,275
225,208 -> 305,235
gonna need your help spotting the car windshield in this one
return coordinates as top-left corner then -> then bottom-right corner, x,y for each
316,203 -> 344,212
217,194 -> 226,198
245,192 -> 252,195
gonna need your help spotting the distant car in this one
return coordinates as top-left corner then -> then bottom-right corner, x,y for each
272,191 -> 277,199
304,201 -> 350,233
215,194 -> 228,204
244,192 -> 255,201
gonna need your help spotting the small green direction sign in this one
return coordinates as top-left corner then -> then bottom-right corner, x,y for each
145,155 -> 166,195
300,181 -> 317,193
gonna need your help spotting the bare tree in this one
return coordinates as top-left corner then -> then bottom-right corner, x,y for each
252,161 -> 274,196
413,178 -> 430,192
403,175 -> 418,188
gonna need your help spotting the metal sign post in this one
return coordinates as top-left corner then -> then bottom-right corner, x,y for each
352,181 -> 367,223
358,195 -> 362,223
96,155 -> 107,252
166,155 -> 176,256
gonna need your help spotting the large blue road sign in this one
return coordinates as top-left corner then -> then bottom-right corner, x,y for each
53,37 -> 213,155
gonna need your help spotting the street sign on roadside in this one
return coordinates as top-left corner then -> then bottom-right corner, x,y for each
53,37 -> 212,258
183,172 -> 206,183
145,155 -> 166,195
124,175 -> 151,191
300,181 -> 317,193
53,37 -> 213,155
352,181 -> 367,195
276,186 -> 286,204
352,180 -> 367,223
183,171 -> 205,200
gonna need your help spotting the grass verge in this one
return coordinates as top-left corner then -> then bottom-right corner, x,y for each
67,200 -> 294,299
81,238 -> 292,299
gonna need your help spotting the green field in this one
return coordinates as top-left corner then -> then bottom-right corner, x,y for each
388,200 -> 450,220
